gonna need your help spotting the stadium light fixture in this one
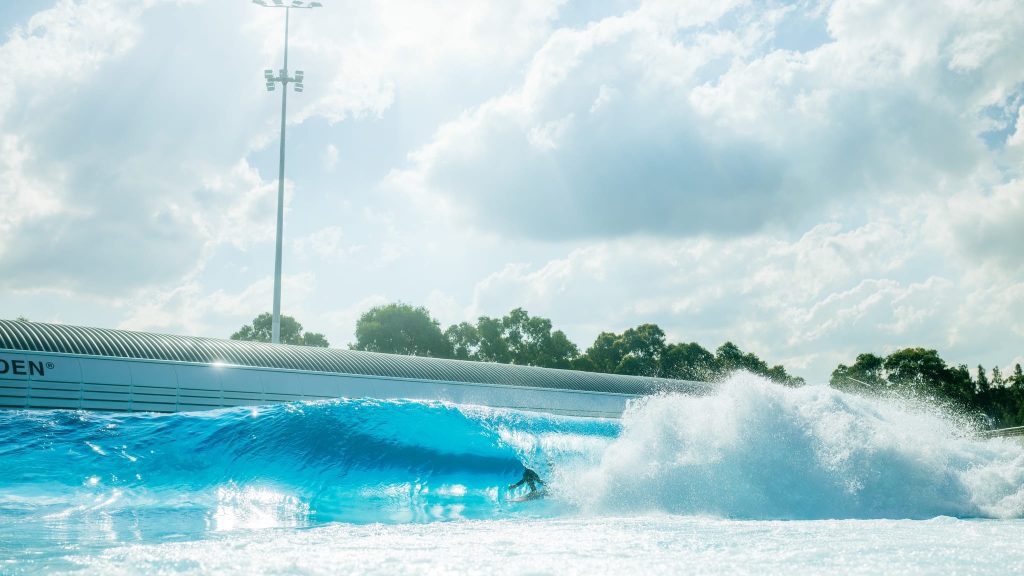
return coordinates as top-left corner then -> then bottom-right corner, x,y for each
254,0 -> 323,344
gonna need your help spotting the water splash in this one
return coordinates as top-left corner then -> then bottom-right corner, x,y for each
565,375 -> 1024,519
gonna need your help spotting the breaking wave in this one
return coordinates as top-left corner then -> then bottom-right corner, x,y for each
1,374 -> 1022,547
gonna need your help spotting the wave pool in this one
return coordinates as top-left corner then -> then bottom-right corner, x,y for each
2,375 -> 1023,574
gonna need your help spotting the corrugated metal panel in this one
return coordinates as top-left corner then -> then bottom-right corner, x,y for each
0,319 -> 696,396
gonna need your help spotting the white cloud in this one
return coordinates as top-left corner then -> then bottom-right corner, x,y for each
292,226 -> 356,261
191,159 -> 283,252
250,0 -> 564,126
0,135 -> 66,256
0,0 -> 145,117
323,144 -> 339,171
118,272 -> 317,338
461,195 -> 1022,382
934,178 -> 1024,275
393,0 -> 1023,240
2,0 -> 1022,389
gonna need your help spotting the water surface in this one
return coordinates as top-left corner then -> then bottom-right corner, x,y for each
2,376 -> 1022,573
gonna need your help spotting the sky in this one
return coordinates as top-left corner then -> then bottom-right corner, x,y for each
1,0 -> 1022,384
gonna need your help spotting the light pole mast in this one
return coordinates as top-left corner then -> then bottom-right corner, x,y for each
253,0 -> 321,344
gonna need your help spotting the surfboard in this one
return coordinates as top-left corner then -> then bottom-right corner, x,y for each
509,488 -> 547,503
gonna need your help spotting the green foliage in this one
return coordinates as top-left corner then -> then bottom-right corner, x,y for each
879,348 -> 974,405
581,325 -> 666,376
350,303 -> 801,385
444,321 -> 480,360
351,303 -> 805,387
619,324 -> 667,376
447,308 -> 580,368
713,341 -> 804,386
716,342 -> 766,374
831,351 -> 1024,428
976,365 -> 990,394
979,363 -> 1024,427
347,299 -> 1024,429
576,327 -> 801,384
660,342 -> 719,381
583,332 -> 624,373
230,312 -> 329,347
569,355 -> 598,373
883,348 -> 948,393
352,303 -> 452,358
831,353 -> 887,393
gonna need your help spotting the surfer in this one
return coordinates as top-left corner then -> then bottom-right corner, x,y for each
508,467 -> 544,493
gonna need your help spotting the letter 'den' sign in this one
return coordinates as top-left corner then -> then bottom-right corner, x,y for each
0,357 -> 47,377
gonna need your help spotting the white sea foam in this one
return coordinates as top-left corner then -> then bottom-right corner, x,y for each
56,516 -> 1024,575
562,374 -> 1024,519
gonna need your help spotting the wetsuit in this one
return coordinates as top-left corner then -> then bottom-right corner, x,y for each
508,467 -> 545,492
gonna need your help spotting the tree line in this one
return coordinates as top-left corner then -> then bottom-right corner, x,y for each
229,305 -> 1023,427
345,303 -> 805,386
831,349 -> 1024,427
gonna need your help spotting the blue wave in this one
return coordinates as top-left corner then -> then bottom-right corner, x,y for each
0,398 -> 617,533
2,376 -> 1023,553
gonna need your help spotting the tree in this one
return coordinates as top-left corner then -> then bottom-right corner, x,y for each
231,313 -> 329,347
832,351 -> 1024,427
460,308 -> 579,368
579,324 -> 667,376
880,348 -> 973,405
831,353 -> 887,393
1011,364 -> 1024,392
444,321 -> 481,361
976,365 -> 990,394
659,342 -> 719,381
583,332 -> 625,374
716,342 -> 769,375
991,366 -> 1005,388
1012,364 -> 1024,424
475,316 -> 511,363
570,355 -> 598,373
542,329 -> 581,370
948,363 -> 974,406
349,303 -> 807,384
618,324 -> 667,376
712,341 -> 802,385
352,303 -> 452,358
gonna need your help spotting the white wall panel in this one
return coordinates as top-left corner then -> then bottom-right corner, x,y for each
299,374 -> 339,398
176,364 -> 220,391
80,359 -> 131,386
220,368 -> 261,393
130,363 -> 177,389
261,371 -> 299,395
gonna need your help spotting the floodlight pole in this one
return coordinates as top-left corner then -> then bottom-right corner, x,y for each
255,0 -> 318,343
272,7 -> 289,345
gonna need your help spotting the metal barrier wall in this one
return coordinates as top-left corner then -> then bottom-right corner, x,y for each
0,320 -> 711,417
